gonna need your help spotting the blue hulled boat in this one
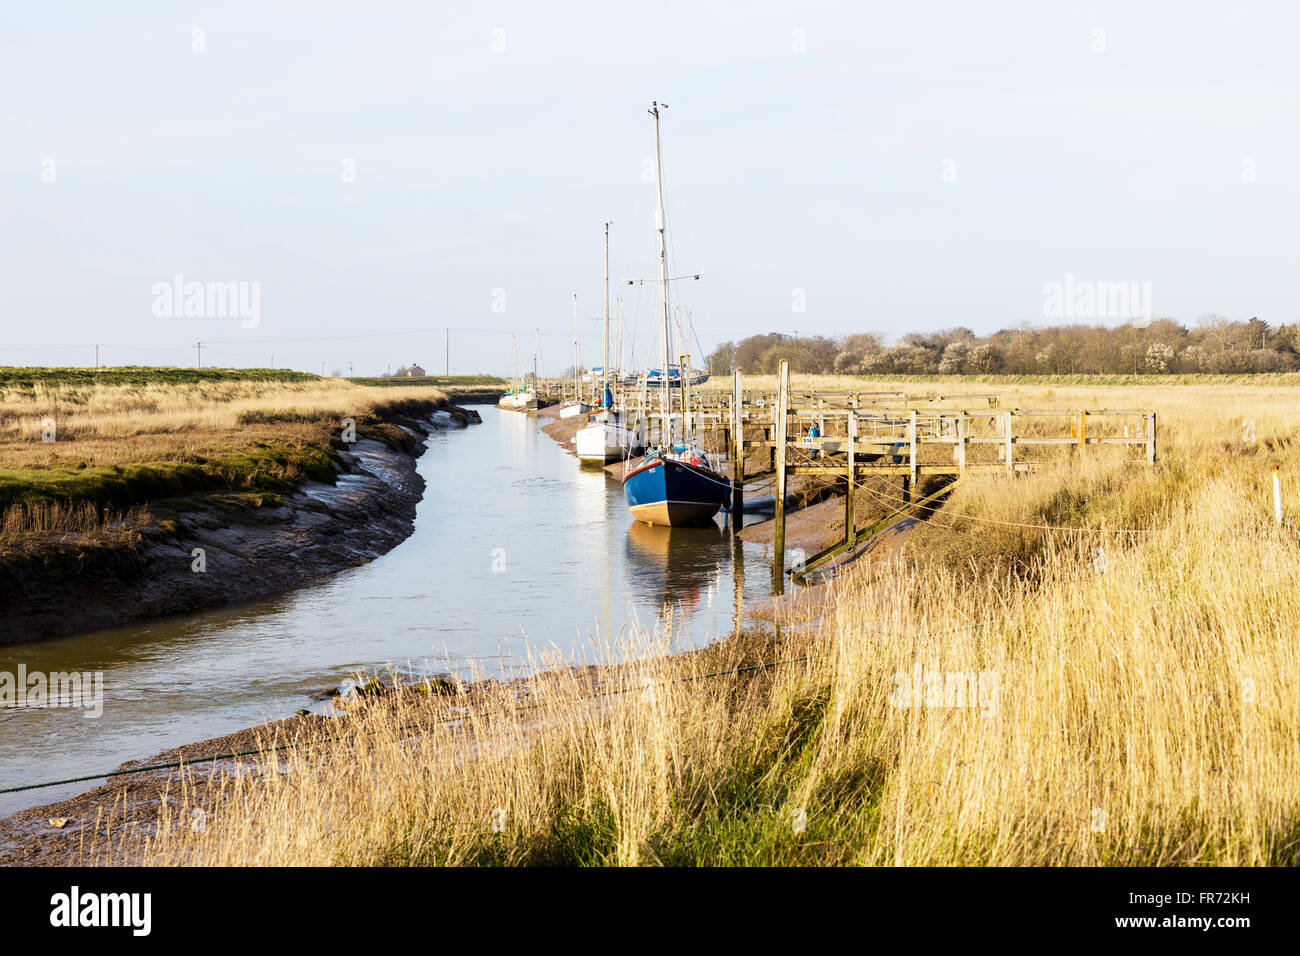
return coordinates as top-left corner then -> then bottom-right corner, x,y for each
624,443 -> 730,526
620,102 -> 727,527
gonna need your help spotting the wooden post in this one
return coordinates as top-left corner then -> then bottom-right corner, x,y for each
731,525 -> 746,636
844,411 -> 856,546
1146,411 -> 1157,464
731,370 -> 744,518
909,408 -> 918,487
956,414 -> 967,474
773,360 -> 789,592
1273,466 -> 1282,524
1004,409 -> 1014,477
1077,409 -> 1086,456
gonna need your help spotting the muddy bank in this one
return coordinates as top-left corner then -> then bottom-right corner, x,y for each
538,403 -> 589,456
0,623 -> 783,867
0,405 -> 480,647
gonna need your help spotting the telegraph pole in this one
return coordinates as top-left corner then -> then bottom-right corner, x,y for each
94,344 -> 101,369
195,342 -> 202,368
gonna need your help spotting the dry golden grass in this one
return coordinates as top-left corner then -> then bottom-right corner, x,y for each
0,500 -> 149,537
0,378 -> 449,468
84,376 -> 1300,866
0,375 -> 453,546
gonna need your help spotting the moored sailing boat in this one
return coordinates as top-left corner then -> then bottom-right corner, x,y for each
578,222 -> 642,463
559,294 -> 590,419
621,102 -> 729,525
498,335 -> 537,410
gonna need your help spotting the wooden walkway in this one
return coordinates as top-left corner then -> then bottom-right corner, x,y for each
537,361 -> 1157,587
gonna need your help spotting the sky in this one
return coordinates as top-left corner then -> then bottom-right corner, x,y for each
2,1 -> 1297,376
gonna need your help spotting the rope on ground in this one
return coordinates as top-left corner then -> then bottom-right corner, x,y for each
0,655 -> 814,796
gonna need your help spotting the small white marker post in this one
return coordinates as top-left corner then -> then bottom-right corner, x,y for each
1274,466 -> 1283,525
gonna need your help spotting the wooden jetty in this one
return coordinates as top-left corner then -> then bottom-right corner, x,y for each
535,362 -> 1156,587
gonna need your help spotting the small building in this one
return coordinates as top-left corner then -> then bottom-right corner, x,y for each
406,364 -> 426,377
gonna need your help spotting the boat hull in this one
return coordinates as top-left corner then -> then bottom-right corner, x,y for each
577,419 -> 642,463
498,391 -> 538,411
559,401 -> 590,419
622,458 -> 728,526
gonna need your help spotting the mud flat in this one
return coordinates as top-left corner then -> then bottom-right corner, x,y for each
0,405 -> 480,647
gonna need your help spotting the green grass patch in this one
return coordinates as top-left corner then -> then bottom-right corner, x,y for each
411,687 -> 888,867
0,366 -> 318,389
0,444 -> 336,512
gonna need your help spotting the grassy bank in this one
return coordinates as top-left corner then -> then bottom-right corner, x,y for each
80,377 -> 1300,865
701,371 -> 1300,390
0,370 -> 453,545
0,366 -> 318,389
348,375 -> 505,388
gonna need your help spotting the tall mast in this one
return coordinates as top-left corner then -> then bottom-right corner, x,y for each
651,101 -> 672,437
616,296 -> 624,380
572,293 -> 580,398
603,221 -> 611,403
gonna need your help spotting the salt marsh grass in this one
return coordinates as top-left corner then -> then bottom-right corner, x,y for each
81,376 -> 1300,866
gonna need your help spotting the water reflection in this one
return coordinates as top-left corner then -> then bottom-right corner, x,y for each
624,520 -> 728,623
0,407 -> 773,814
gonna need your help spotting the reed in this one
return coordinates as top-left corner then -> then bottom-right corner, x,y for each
82,378 -> 1300,866
0,376 -> 451,515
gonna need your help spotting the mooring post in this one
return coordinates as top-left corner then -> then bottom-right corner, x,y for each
1004,409 -> 1015,477
1146,411 -> 1157,465
956,413 -> 967,474
773,360 -> 790,592
731,370 -> 744,518
909,408 -> 919,488
844,411 -> 857,546
1274,466 -> 1283,524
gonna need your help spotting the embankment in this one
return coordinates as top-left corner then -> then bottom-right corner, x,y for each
0,402 -> 480,646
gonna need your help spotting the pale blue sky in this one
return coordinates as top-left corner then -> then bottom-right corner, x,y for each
2,1 -> 1297,375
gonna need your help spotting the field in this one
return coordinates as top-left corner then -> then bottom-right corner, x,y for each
348,375 -> 505,388
80,374 -> 1299,866
0,369 -> 452,542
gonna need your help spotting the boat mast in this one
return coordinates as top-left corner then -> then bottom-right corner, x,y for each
572,294 -> 580,400
511,334 -> 521,391
651,101 -> 672,441
616,296 -> 624,381
603,221 -> 611,404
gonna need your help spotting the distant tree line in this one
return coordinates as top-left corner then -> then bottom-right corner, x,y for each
706,315 -> 1300,376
